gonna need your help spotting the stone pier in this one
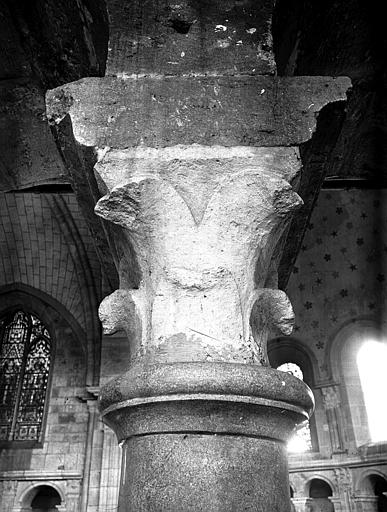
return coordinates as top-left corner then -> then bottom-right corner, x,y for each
46,1 -> 350,510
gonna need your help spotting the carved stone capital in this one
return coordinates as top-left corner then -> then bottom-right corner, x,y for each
334,467 -> 353,490
94,146 -> 301,365
44,0 -> 352,507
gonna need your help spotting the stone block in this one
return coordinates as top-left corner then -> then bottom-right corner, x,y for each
47,75 -> 350,149
58,413 -> 75,424
106,0 -> 276,76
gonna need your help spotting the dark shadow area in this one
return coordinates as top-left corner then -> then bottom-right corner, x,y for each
373,475 -> 387,512
31,485 -> 61,511
309,479 -> 334,512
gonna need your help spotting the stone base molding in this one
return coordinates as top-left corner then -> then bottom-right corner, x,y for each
101,362 -> 313,512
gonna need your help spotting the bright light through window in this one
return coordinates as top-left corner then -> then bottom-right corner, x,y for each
357,340 -> 387,443
277,362 -> 312,453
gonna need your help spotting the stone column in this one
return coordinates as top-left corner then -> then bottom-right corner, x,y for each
329,496 -> 345,512
353,496 -> 378,512
46,1 -> 350,511
65,480 -> 82,512
82,392 -> 105,512
93,145 -> 317,512
292,497 -> 315,511
334,468 -> 355,512
321,385 -> 346,453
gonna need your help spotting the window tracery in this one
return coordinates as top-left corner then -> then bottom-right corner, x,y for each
0,310 -> 52,442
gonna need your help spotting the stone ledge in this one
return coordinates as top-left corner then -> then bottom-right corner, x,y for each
47,75 -> 351,148
103,397 -> 308,442
0,471 -> 82,480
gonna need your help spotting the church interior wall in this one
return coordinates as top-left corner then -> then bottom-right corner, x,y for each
0,0 -> 386,508
280,188 -> 387,511
0,288 -> 89,511
0,188 -> 386,511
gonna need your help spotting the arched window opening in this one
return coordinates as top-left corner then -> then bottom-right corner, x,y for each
357,341 -> 387,443
309,479 -> 334,512
0,310 -> 52,442
373,475 -> 387,512
309,479 -> 333,498
357,474 -> 387,512
30,485 -> 61,511
277,362 -> 312,453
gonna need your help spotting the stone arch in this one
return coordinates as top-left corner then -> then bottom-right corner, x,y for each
355,472 -> 387,512
16,483 -> 66,512
0,284 -> 88,448
305,477 -> 335,512
328,318 -> 382,447
0,191 -> 102,386
356,470 -> 387,495
304,476 -> 336,497
328,317 -> 379,382
0,307 -> 54,444
0,283 -> 86,357
268,336 -> 319,386
268,336 -> 319,452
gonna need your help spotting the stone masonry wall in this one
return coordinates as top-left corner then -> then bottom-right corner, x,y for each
286,188 -> 387,511
0,298 -> 88,511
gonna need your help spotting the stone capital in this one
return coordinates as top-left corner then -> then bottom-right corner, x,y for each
96,145 -> 302,366
46,8 -> 351,505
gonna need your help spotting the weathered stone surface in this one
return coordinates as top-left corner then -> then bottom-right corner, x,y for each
44,5 -> 350,510
99,362 -> 314,414
94,146 -> 301,365
118,434 -> 290,511
99,361 -> 314,511
104,398 -> 305,442
47,76 -> 350,148
92,142 -> 315,512
106,0 -> 276,76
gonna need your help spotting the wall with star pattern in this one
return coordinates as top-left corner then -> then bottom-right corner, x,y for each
287,188 -> 387,383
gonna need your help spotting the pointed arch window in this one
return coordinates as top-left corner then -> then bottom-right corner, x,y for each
0,310 -> 52,443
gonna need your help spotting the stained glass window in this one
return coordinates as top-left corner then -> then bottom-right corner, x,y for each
277,362 -> 313,452
0,310 -> 52,442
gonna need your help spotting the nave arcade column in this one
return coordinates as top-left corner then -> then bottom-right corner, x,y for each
47,1 -> 350,510
292,497 -> 315,512
353,496 -> 379,512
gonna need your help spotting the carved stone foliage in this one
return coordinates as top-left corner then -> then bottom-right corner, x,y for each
46,67 -> 350,369
95,146 -> 302,365
334,467 -> 353,491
